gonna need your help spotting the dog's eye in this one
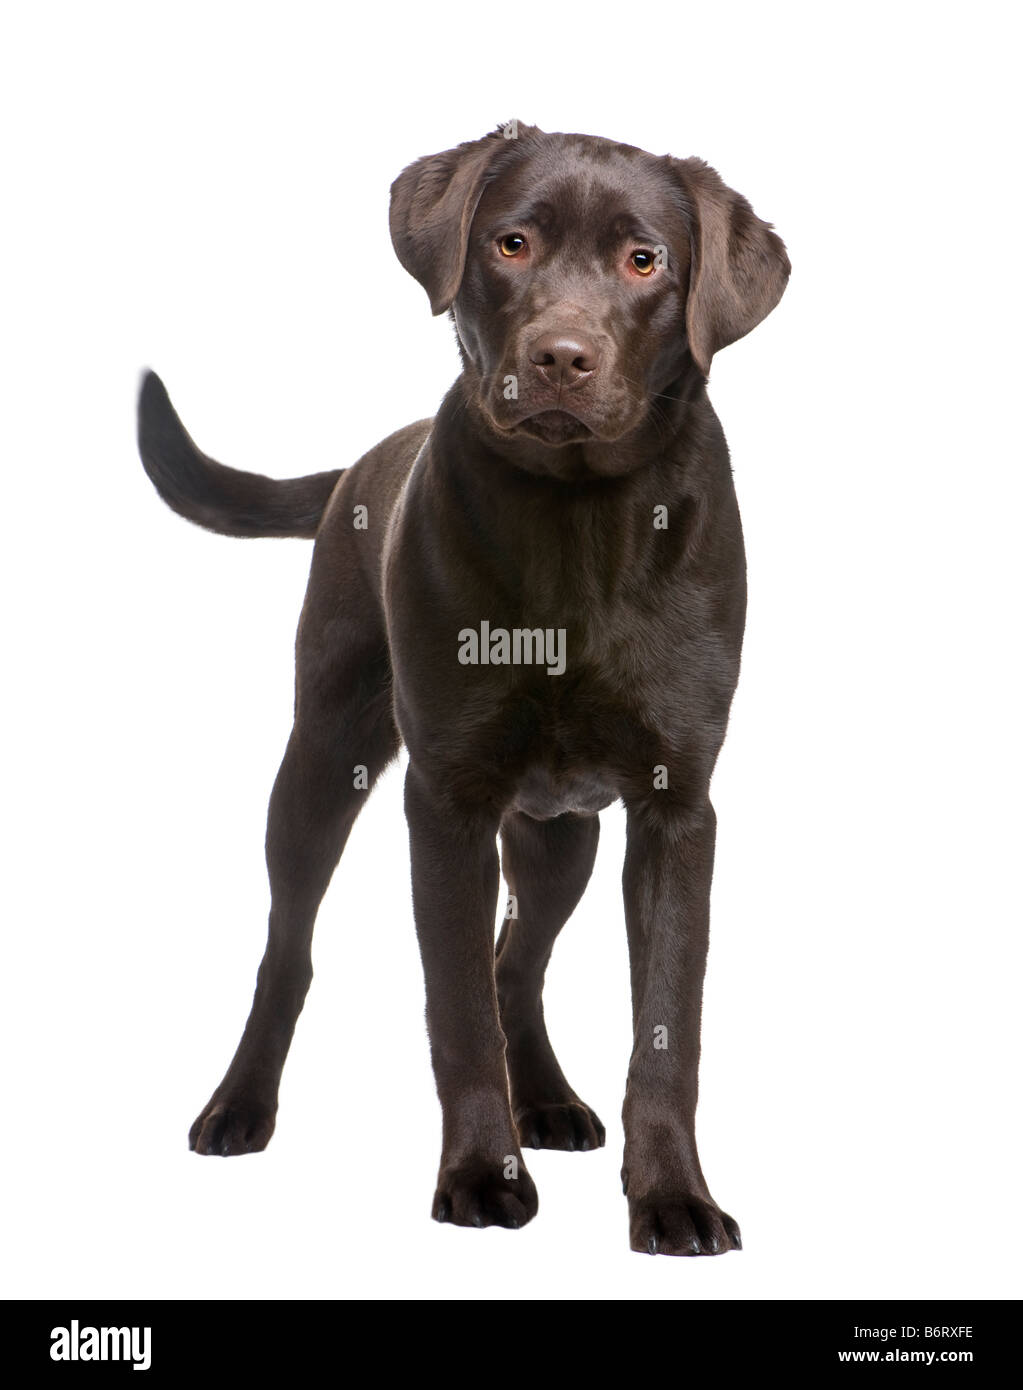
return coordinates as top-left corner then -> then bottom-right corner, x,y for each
630,250 -> 656,276
499,234 -> 527,257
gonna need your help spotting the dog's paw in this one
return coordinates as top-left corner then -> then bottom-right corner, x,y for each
515,1099 -> 605,1151
188,1095 -> 276,1156
628,1192 -> 741,1256
432,1157 -> 538,1229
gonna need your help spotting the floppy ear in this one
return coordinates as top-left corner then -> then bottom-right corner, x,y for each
669,157 -> 790,378
390,124 -> 533,315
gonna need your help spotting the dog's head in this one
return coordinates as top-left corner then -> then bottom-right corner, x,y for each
390,123 -> 789,473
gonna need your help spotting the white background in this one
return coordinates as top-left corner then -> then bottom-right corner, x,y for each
2,1 -> 1020,1301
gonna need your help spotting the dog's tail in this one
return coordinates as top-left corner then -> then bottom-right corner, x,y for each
136,370 -> 343,539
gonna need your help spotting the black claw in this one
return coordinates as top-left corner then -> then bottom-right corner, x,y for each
647,1234 -> 658,1255
435,1201 -> 449,1223
689,1238 -> 701,1254
722,1216 -> 742,1249
472,1214 -> 484,1228
529,1131 -> 541,1149
580,1138 -> 591,1151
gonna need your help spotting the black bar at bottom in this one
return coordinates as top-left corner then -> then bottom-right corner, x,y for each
6,1298 -> 1015,1379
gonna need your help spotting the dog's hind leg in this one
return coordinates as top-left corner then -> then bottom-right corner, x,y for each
189,565 -> 399,1156
496,811 -> 605,1151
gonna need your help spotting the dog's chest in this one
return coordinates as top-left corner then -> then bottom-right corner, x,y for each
449,526 -> 733,790
479,643 -> 700,818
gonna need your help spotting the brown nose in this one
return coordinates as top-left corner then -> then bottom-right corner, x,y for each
528,333 -> 599,388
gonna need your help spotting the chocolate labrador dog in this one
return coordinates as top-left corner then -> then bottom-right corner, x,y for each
137,121 -> 788,1255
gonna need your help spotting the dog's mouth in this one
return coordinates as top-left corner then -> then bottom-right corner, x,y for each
511,409 -> 593,446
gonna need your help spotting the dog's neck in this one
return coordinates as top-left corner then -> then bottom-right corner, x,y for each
414,376 -> 732,605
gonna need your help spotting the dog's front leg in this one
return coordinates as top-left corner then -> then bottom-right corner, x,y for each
404,764 -> 538,1229
620,796 -> 741,1255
